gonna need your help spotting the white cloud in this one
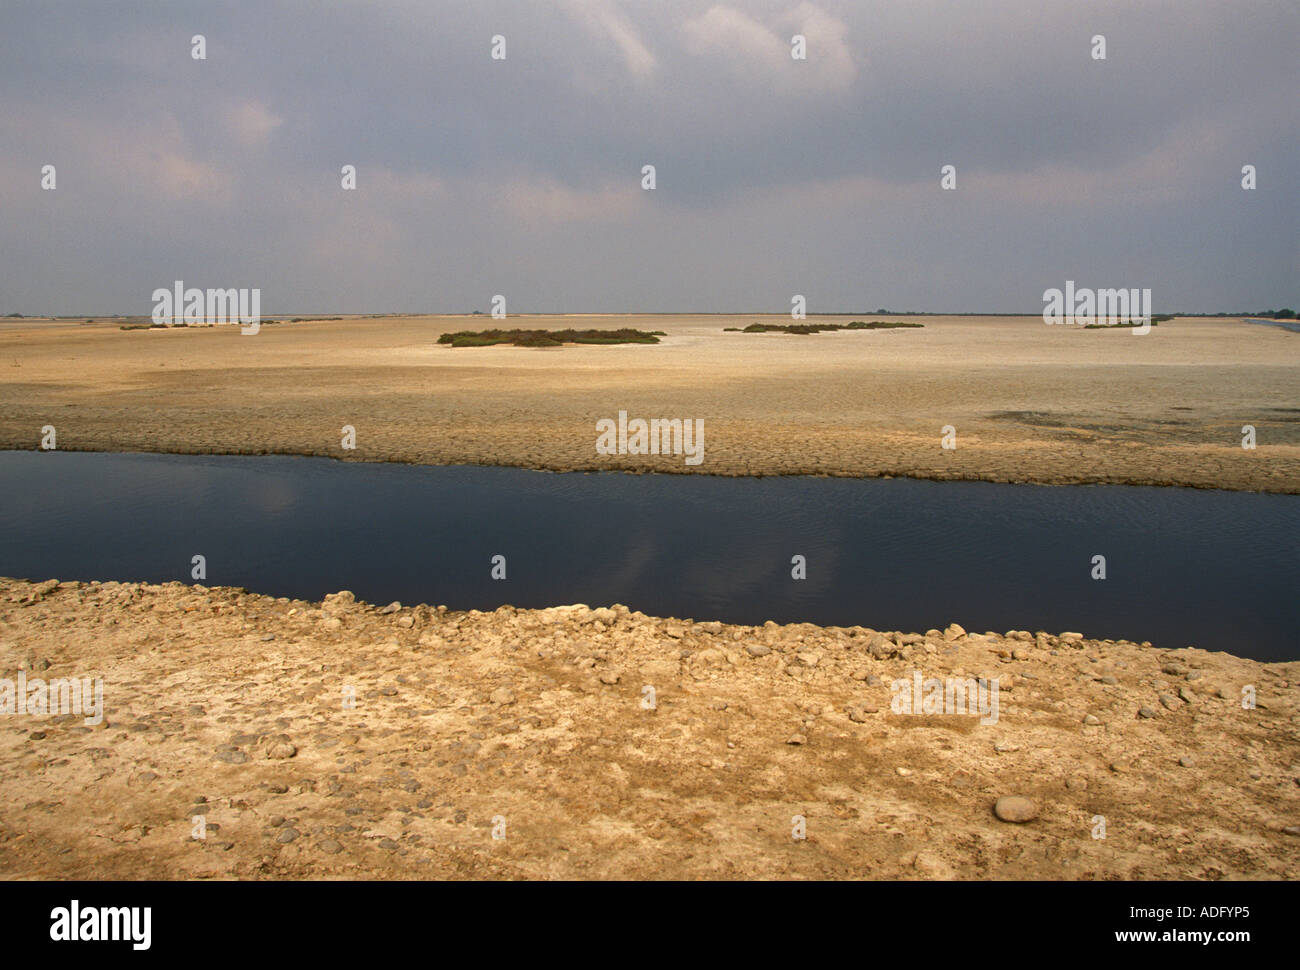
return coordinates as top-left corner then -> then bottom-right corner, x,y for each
224,100 -> 283,148
683,3 -> 857,91
561,0 -> 656,78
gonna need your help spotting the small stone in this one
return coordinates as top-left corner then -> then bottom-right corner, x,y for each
1139,706 -> 1158,719
1082,714 -> 1100,726
266,782 -> 289,794
1110,761 -> 1130,773
489,687 -> 517,706
1159,694 -> 1179,710
1178,686 -> 1196,704
993,795 -> 1039,823
598,670 -> 621,685
846,702 -> 878,723
943,623 -> 966,641
1185,670 -> 1204,682
379,838 -> 400,850
28,731 -> 46,741
1065,777 -> 1087,791
260,633 -> 276,642
786,734 -> 806,746
994,742 -> 1019,753
746,644 -> 771,657
379,601 -> 402,615
896,767 -> 911,776
1099,675 -> 1119,685
317,839 -> 343,854
1179,756 -> 1195,768
1161,663 -> 1187,676
1282,826 -> 1300,837
1012,648 -> 1029,661
276,827 -> 299,844
215,748 -> 248,764
269,815 -> 286,827
266,742 -> 297,760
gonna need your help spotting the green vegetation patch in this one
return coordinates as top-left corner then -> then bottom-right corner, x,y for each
438,328 -> 666,348
1083,315 -> 1171,329
723,320 -> 925,334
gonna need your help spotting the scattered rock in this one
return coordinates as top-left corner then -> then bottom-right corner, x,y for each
490,687 -> 517,706
1139,706 -> 1158,719
746,644 -> 772,657
276,827 -> 299,844
845,702 -> 878,723
993,795 -> 1039,823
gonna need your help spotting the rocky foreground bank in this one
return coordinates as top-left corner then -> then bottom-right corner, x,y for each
1,577 -> 1296,879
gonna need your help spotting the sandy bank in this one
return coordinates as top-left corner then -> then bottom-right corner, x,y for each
0,314 -> 1296,492
1,577 -> 1296,879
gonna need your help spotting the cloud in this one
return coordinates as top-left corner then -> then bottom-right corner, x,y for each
561,0 -> 656,78
224,100 -> 283,148
682,3 -> 856,91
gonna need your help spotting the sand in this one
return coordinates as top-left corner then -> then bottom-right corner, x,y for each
0,314 -> 1296,491
1,577 -> 1296,880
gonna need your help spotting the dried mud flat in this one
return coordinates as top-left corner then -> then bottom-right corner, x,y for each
0,314 -> 1297,492
1,577 -> 1297,880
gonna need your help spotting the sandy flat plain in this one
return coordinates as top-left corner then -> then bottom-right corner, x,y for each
1,578 -> 1296,880
0,313 -> 1296,491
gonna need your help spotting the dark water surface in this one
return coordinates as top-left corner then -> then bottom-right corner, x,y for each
0,451 -> 1295,660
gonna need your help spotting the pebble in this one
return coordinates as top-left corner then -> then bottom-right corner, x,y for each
1179,756 -> 1195,768
269,815 -> 286,827
1139,706 -> 1158,719
276,827 -> 299,844
1283,826 -> 1300,837
993,795 -> 1039,823
846,702 -> 878,723
746,644 -> 771,657
786,734 -> 806,745
489,687 -> 516,706
896,767 -> 911,776
598,670 -> 621,685
317,839 -> 343,854
1159,694 -> 1180,710
215,748 -> 249,764
379,602 -> 402,615
1082,714 -> 1101,726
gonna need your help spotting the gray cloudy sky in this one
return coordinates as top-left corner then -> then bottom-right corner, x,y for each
1,0 -> 1296,315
